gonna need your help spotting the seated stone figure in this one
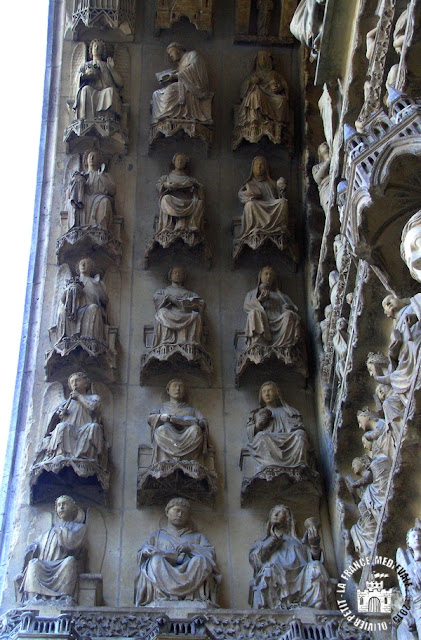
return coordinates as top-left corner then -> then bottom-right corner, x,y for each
151,43 -> 211,124
234,158 -> 289,261
153,265 -> 205,349
149,379 -> 208,464
15,496 -> 87,604
233,51 -> 289,149
249,504 -> 332,609
73,39 -> 123,123
135,498 -> 221,607
67,149 -> 116,230
246,381 -> 310,473
35,372 -> 106,466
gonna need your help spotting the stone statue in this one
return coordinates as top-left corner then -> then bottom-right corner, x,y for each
401,211 -> 421,284
396,520 -> 421,639
233,52 -> 289,149
312,142 -> 331,216
67,149 -> 116,230
135,498 -> 221,607
141,266 -> 212,384
151,43 -> 211,125
333,317 -> 348,381
15,496 -> 87,604
257,0 -> 274,37
32,371 -> 107,473
244,266 -> 304,355
149,379 -> 208,464
347,454 -> 391,557
234,158 -> 289,259
145,153 -> 208,262
73,40 -> 123,123
320,304 -> 332,349
249,504 -> 332,609
290,0 -> 326,59
56,257 -> 109,345
152,266 -> 205,350
245,381 -> 310,473
357,407 -> 395,461
386,9 -> 408,98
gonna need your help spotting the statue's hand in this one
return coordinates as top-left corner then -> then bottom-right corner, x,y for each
107,56 -> 114,69
142,545 -> 156,558
70,390 -> 80,400
25,542 -> 38,554
176,543 -> 192,555
405,313 -> 418,329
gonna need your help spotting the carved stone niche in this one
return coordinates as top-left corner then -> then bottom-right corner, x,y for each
235,266 -> 307,386
234,0 -> 296,44
140,266 -> 212,385
4,612 -> 81,640
144,153 -> 211,269
57,150 -> 123,271
14,497 -> 104,607
232,52 -> 291,151
232,157 -> 298,269
45,258 -> 120,383
339,90 -> 421,298
154,0 -> 213,36
64,41 -> 130,155
30,373 -> 112,505
149,43 -> 213,154
240,382 -> 320,507
137,380 -> 217,507
68,0 -> 136,41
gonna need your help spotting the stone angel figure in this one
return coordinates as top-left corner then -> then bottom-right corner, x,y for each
233,51 -> 290,149
30,372 -> 112,503
15,495 -> 105,605
396,519 -> 421,640
135,498 -> 221,607
65,39 -> 130,153
46,257 -> 120,379
249,504 -> 332,609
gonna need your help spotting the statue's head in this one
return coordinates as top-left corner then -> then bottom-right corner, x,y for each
259,381 -> 282,407
172,153 -> 189,171
336,317 -> 348,332
382,294 -> 408,319
168,265 -> 185,285
77,257 -> 94,276
401,210 -> 421,283
68,371 -> 91,393
55,495 -> 78,522
165,497 -> 191,528
166,378 -> 185,401
83,148 -> 103,171
351,456 -> 370,475
357,407 -> 378,431
406,525 -> 421,551
251,156 -> 269,180
366,351 -> 388,378
89,39 -> 107,61
375,383 -> 389,403
267,504 -> 296,536
167,42 -> 185,62
256,50 -> 273,71
318,142 -> 330,161
258,265 -> 276,290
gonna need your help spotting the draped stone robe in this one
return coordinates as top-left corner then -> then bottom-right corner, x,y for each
135,524 -> 220,605
19,521 -> 87,601
238,177 -> 288,241
57,274 -> 108,343
148,400 -> 208,464
74,59 -> 122,120
153,284 -> 205,348
152,51 -> 211,123
249,533 -> 331,609
244,286 -> 302,349
246,405 -> 309,472
68,168 -> 116,229
156,171 -> 204,234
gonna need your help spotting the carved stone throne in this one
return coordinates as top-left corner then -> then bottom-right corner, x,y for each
149,105 -> 214,155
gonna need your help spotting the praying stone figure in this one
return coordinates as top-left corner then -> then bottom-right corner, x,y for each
249,504 -> 332,609
396,519 -> 421,640
140,266 -> 212,384
233,158 -> 296,265
232,52 -> 289,150
149,43 -> 213,151
30,372 -> 109,503
347,454 -> 391,557
135,498 -> 221,608
15,496 -> 87,604
145,154 -> 210,266
236,266 -> 307,383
